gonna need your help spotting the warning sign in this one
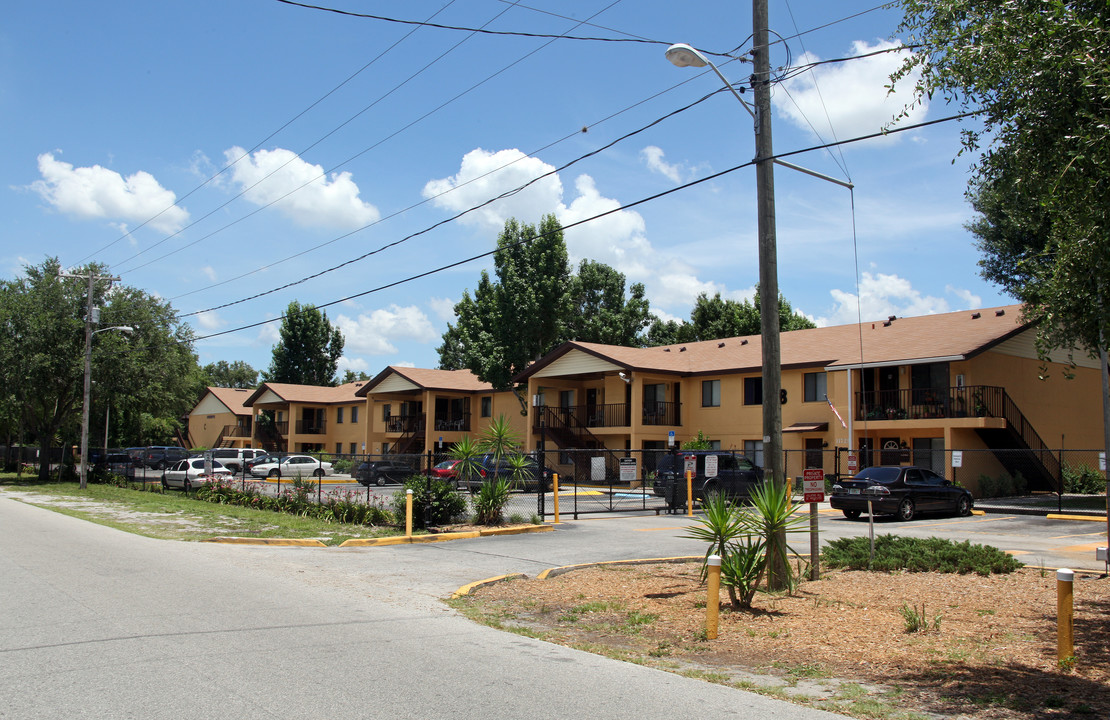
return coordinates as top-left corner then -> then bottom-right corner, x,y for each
802,468 -> 825,503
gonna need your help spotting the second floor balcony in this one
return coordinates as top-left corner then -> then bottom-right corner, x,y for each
295,419 -> 327,435
532,401 -> 682,430
855,385 -> 1000,422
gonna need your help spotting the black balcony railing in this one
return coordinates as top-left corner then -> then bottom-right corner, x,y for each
386,414 -> 425,434
433,412 -> 471,432
295,419 -> 326,435
273,421 -> 289,436
641,401 -> 680,426
533,403 -> 631,431
855,385 -> 1003,421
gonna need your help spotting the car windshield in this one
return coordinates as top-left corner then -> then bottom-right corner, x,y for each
853,467 -> 902,483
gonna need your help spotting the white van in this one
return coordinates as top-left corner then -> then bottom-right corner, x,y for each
209,448 -> 267,473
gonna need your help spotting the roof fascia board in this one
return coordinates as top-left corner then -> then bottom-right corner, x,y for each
832,355 -> 966,371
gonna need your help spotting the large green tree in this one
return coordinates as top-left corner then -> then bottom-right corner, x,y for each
437,215 -> 572,389
263,301 -> 344,387
644,291 -> 815,346
0,258 -> 200,480
565,260 -> 653,346
201,360 -> 259,390
893,0 -> 1110,357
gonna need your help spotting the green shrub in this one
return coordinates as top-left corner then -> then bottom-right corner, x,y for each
1063,463 -> 1104,494
393,476 -> 467,529
822,535 -> 1022,575
976,471 -> 1028,499
332,458 -> 353,475
194,479 -> 394,526
472,478 -> 512,526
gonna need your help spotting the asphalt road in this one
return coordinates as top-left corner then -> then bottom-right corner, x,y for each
0,496 -> 855,720
2,493 -> 1105,719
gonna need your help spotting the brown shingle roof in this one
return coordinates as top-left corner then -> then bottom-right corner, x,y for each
517,304 -> 1028,379
357,366 -> 495,396
244,381 -> 367,406
205,387 -> 254,415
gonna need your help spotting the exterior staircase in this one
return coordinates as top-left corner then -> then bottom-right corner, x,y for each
973,386 -> 1061,492
536,406 -> 626,483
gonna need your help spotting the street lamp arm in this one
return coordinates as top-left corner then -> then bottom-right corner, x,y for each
93,325 -> 134,336
666,43 -> 756,120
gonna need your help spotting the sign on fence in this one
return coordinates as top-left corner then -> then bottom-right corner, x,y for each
704,454 -> 718,478
591,456 -> 606,482
619,457 -> 637,483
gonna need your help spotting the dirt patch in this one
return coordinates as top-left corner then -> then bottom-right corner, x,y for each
457,561 -> 1110,719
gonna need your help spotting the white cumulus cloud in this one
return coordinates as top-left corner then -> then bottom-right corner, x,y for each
422,148 -> 563,230
336,305 -> 437,356
640,146 -> 684,183
30,152 -> 189,233
194,311 -> 224,331
817,272 -> 980,326
774,39 -> 927,144
427,296 -> 457,322
224,146 -> 379,229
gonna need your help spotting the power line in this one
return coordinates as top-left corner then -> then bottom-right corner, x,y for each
177,85 -> 731,319
189,111 -> 979,343
79,0 -> 465,265
272,0 -> 741,59
114,0 -> 527,273
168,68 -> 719,303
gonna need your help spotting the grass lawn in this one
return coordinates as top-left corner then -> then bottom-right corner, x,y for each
0,473 -> 403,545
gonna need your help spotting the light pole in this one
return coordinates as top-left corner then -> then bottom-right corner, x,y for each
665,34 -> 784,495
80,324 -> 133,488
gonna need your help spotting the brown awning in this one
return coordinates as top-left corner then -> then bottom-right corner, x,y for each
782,422 -> 829,433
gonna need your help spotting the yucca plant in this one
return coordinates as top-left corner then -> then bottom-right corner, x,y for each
472,477 -> 512,525
743,481 -> 808,592
449,435 -> 485,491
681,492 -> 747,579
479,413 -> 520,466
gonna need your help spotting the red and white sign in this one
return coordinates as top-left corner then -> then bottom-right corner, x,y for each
802,468 -> 825,503
846,454 -> 858,474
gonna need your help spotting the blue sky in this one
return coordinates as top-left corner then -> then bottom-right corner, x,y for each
2,0 -> 1009,378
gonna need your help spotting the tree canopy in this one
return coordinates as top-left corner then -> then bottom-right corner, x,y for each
201,360 -> 259,390
263,301 -> 344,387
644,291 -> 816,346
439,215 -> 654,389
893,0 -> 1110,358
0,258 -> 200,479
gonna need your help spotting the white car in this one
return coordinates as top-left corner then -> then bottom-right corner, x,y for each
162,458 -> 233,490
249,454 -> 332,479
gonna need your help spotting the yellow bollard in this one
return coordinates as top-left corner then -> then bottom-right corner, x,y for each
686,470 -> 694,517
553,473 -> 560,524
405,488 -> 413,537
1057,568 -> 1075,664
706,554 -> 721,639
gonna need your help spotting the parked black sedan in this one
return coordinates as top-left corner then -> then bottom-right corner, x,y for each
830,465 -> 972,521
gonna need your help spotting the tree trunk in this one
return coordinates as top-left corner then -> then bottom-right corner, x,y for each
38,434 -> 51,482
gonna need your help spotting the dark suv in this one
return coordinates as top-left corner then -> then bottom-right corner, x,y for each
356,460 -> 415,487
652,451 -> 764,506
142,446 -> 189,470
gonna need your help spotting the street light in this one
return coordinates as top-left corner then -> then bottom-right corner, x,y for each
80,324 -> 133,489
665,39 -> 784,493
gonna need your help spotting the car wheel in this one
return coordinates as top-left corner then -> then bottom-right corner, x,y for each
313,469 -> 324,478
375,475 -> 386,487
268,469 -> 280,479
842,509 -> 861,520
957,495 -> 972,517
897,498 -> 915,521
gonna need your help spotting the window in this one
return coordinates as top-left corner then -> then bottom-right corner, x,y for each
701,380 -> 720,407
349,443 -> 357,455
336,443 -> 342,455
743,440 -> 764,467
912,437 -> 945,471
351,406 -> 359,423
560,389 -> 574,408
480,396 -> 492,418
707,439 -> 721,450
383,404 -> 391,421
804,372 -> 827,402
336,407 -> 344,424
743,377 -> 762,405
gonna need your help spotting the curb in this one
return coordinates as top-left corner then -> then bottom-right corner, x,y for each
451,573 -> 527,599
340,524 -> 554,547
206,537 -> 327,546
452,556 -> 700,600
1046,513 -> 1108,522
204,523 -> 554,548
